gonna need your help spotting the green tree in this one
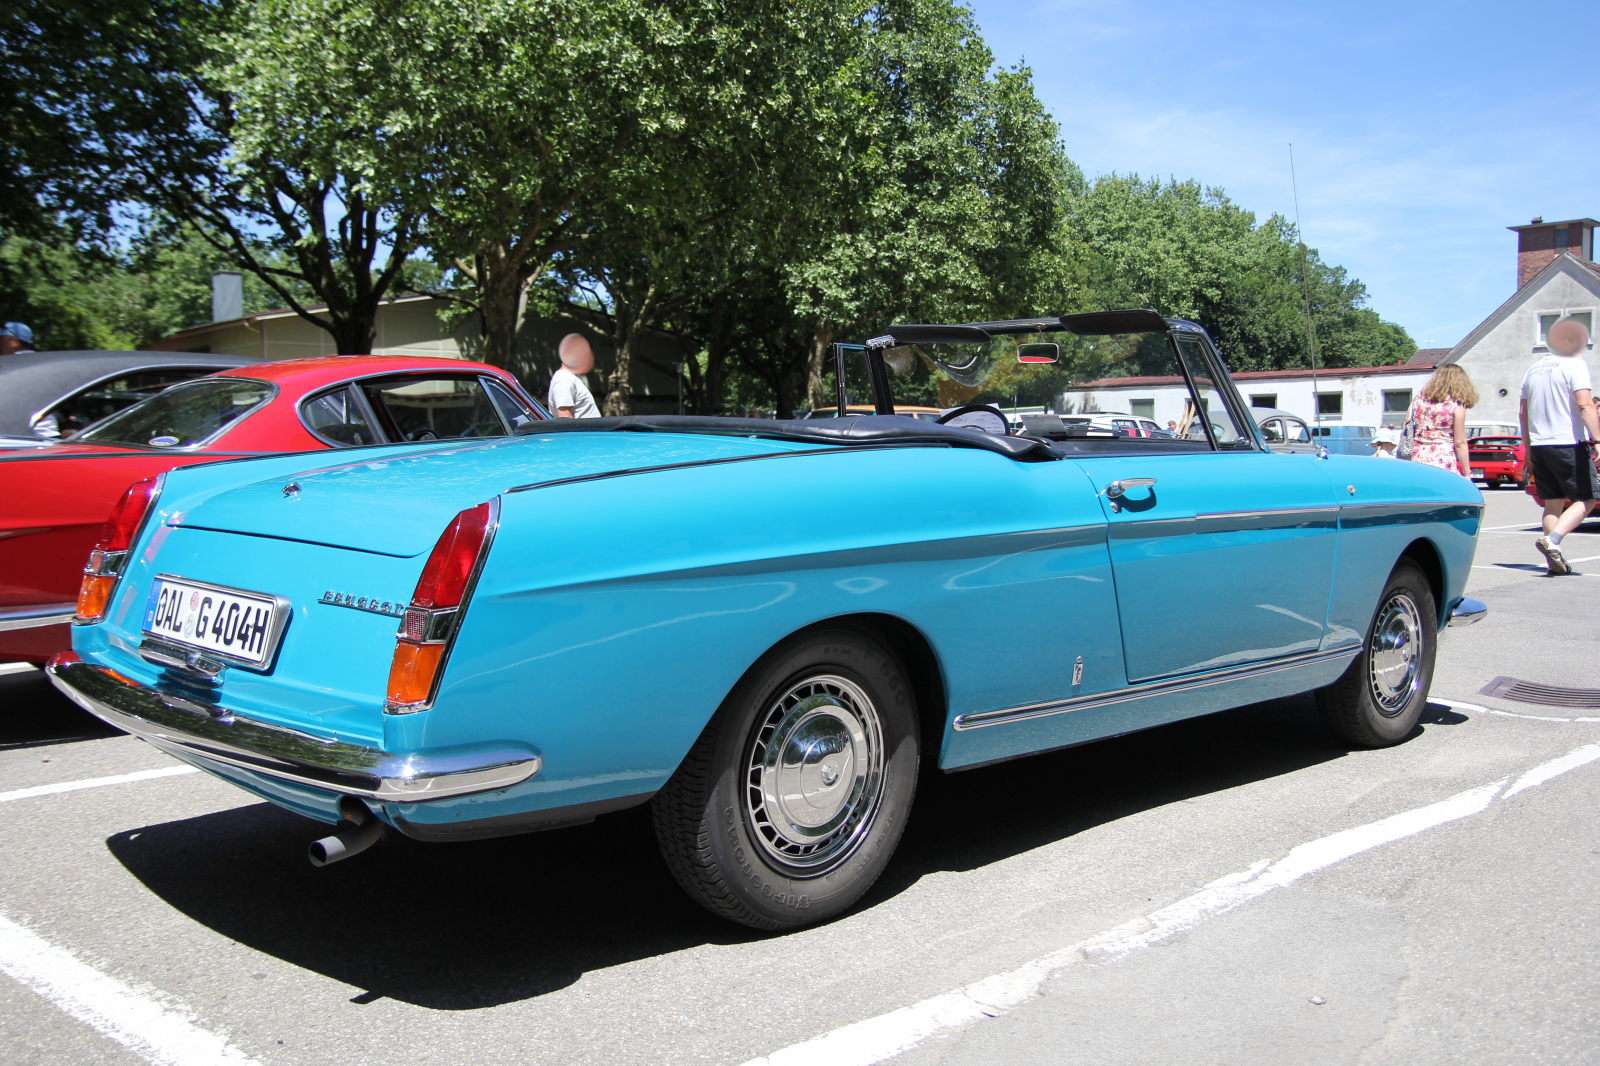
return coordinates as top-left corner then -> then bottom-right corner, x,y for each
1059,175 -> 1414,371
0,0 -> 216,241
403,0 -> 862,383
120,0 -> 426,354
0,225 -> 317,351
785,0 -> 1067,407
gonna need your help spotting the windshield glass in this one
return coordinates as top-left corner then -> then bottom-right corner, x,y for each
77,378 -> 273,448
876,327 -> 1254,446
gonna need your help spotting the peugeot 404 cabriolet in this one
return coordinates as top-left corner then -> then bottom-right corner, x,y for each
49,310 -> 1485,930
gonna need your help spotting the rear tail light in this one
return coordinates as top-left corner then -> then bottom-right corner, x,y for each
75,477 -> 162,624
385,499 -> 498,712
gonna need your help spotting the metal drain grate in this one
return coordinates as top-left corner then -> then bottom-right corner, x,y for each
1480,676 -> 1600,709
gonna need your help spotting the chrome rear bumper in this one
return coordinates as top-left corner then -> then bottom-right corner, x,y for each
46,652 -> 540,802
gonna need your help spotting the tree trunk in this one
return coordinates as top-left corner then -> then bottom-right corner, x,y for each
602,280 -> 660,417
806,322 -> 837,409
325,314 -> 377,355
475,244 -> 530,370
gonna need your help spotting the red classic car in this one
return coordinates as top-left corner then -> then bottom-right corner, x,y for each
1467,435 -> 1524,488
0,355 -> 547,664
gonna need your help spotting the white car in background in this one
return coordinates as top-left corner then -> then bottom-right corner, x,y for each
1059,412 -> 1171,437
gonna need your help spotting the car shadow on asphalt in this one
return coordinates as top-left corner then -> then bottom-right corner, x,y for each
0,667 -> 122,749
103,692 -> 1452,1011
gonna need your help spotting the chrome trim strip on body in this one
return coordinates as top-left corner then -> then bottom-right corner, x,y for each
1196,506 -> 1341,521
1447,597 -> 1487,627
0,602 -> 76,631
951,645 -> 1362,731
45,654 -> 541,801
1338,501 -> 1484,527
505,443 -> 944,496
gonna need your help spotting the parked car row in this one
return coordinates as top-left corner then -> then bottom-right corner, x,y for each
42,309 -> 1485,931
0,353 -> 547,666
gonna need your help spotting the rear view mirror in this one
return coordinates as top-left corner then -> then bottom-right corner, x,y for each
1017,343 -> 1059,364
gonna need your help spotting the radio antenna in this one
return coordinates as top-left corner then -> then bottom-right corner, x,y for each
1289,143 -> 1322,426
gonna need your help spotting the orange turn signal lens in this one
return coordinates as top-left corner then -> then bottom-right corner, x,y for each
386,642 -> 445,708
75,574 -> 118,623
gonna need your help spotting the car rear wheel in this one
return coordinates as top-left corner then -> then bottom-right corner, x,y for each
1315,560 -> 1437,747
651,626 -> 920,930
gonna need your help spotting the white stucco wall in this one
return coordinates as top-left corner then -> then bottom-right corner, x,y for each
1062,368 -> 1437,430
1449,259 -> 1600,425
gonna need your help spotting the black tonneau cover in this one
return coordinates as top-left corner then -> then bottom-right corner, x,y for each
514,414 -> 1060,461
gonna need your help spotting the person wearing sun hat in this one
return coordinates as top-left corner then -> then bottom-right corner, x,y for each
1370,427 -> 1399,458
1520,316 -> 1599,575
0,321 -> 34,356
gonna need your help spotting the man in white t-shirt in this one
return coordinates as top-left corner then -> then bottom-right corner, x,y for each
548,333 -> 600,418
1520,317 -> 1600,575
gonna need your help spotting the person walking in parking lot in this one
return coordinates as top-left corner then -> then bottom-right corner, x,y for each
1407,365 -> 1477,475
1521,316 -> 1599,575
549,333 -> 600,418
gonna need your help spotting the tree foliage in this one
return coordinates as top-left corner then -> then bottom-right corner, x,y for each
2,0 -> 1415,398
1059,175 -> 1414,372
0,0 -> 214,241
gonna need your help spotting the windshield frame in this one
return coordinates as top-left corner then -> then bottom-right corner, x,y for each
844,316 -> 1265,454
72,376 -> 278,451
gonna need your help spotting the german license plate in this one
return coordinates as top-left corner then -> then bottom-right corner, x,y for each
1470,467 -> 1485,478
142,576 -> 289,667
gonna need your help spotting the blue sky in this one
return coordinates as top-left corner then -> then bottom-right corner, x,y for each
968,0 -> 1600,349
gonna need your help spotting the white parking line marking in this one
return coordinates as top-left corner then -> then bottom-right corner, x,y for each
1504,744 -> 1600,798
0,662 -> 40,676
1433,697 -> 1600,724
0,766 -> 198,805
738,743 -> 1600,1066
0,912 -> 260,1066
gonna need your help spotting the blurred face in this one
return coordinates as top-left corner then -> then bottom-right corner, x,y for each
559,334 -> 594,375
0,336 -> 20,355
1549,319 -> 1589,357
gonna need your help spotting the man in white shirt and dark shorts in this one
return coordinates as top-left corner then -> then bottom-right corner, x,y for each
1520,317 -> 1600,575
548,333 -> 601,418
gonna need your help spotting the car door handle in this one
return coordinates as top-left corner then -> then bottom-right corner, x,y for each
1104,478 -> 1156,499
1104,478 -> 1156,513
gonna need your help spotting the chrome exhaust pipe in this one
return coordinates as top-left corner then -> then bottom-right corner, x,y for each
308,800 -> 383,867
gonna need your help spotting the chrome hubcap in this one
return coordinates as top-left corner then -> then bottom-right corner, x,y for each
746,674 -> 884,872
1368,592 -> 1424,717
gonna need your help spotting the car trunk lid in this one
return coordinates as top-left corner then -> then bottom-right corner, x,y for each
170,432 -> 815,556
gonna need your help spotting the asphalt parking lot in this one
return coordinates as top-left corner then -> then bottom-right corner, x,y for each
3,485 -> 1598,1066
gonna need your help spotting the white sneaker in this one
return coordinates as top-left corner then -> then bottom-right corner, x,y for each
1536,536 -> 1571,575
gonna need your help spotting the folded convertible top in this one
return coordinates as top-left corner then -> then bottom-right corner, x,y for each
514,414 -> 1060,461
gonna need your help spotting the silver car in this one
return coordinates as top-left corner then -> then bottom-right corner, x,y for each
1250,407 -> 1318,454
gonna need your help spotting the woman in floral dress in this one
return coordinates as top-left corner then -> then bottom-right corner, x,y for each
1407,365 -> 1478,476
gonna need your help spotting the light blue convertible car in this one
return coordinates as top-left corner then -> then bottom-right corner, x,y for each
50,310 -> 1485,930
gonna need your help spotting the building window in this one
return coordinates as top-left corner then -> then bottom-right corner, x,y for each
1249,393 -> 1277,408
1555,227 -> 1569,249
1317,392 -> 1342,417
1383,389 -> 1412,417
1129,398 -> 1154,418
1539,309 -> 1595,348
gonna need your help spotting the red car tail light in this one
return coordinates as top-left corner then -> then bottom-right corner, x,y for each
386,499 -> 498,713
75,477 -> 162,624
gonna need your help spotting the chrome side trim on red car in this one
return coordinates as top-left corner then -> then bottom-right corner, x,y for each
0,602 -> 76,631
46,653 -> 542,801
